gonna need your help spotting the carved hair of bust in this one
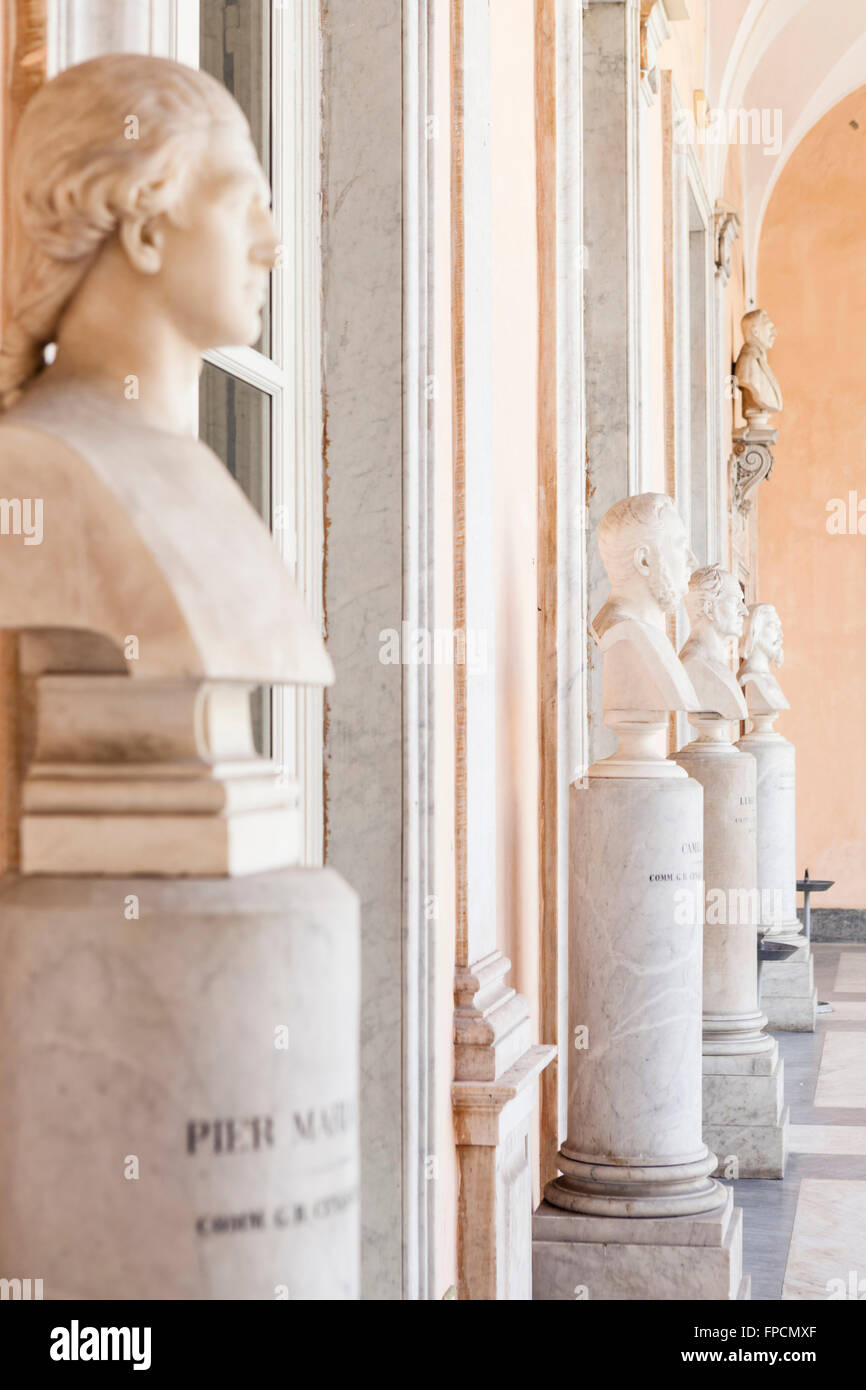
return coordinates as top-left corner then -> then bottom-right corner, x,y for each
0,54 -> 246,409
685,563 -> 745,635
597,493 -> 680,587
740,602 -> 783,669
685,562 -> 725,618
593,492 -> 696,637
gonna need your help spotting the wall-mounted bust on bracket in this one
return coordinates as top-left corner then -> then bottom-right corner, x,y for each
733,308 -> 782,429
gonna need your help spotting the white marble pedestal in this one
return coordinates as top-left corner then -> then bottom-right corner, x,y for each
703,1044 -> 788,1179
534,1186 -> 749,1300
759,932 -> 818,1031
0,870 -> 360,1300
534,776 -> 747,1300
675,734 -> 788,1178
736,720 -> 816,1030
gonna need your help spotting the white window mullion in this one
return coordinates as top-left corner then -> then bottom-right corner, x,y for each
47,0 -> 325,867
203,345 -> 286,394
283,0 -> 324,865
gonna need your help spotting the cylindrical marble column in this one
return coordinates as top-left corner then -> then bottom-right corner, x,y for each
736,714 -> 799,937
676,727 -> 772,1057
545,775 -> 723,1218
0,869 -> 360,1300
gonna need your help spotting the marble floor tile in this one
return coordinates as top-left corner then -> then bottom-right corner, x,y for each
833,952 -> 866,992
782,1179 -> 866,1299
814,1032 -> 866,1108
719,949 -> 866,1300
819,1001 -> 866,1019
789,1124 -> 866,1155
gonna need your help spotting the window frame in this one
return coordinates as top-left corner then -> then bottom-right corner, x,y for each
48,1 -> 326,865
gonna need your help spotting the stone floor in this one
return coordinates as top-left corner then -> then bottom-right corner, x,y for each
726,942 -> 866,1299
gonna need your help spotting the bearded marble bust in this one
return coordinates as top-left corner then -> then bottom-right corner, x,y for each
738,603 -> 789,717
679,564 -> 748,722
591,492 -> 699,719
733,309 -> 782,427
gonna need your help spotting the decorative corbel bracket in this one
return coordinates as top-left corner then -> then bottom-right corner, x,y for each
729,428 -> 776,513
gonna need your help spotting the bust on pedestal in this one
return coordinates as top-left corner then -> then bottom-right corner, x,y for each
676,568 -> 788,1178
0,56 -> 360,1298
533,495 -> 748,1301
737,605 -> 816,1030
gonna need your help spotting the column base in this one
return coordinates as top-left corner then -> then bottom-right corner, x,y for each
532,1186 -> 748,1300
545,1149 -> 723,1219
761,917 -> 802,939
702,1010 -> 774,1057
703,1042 -> 789,1178
760,933 -> 818,1031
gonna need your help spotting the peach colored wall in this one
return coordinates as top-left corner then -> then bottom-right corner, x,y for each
661,0 -> 706,130
758,87 -> 866,908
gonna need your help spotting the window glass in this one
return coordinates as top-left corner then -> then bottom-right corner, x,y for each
199,0 -> 272,354
199,361 -> 273,755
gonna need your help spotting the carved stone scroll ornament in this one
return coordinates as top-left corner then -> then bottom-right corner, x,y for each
730,434 -> 775,514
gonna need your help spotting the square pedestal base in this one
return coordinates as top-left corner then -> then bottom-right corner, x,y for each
760,935 -> 818,1031
532,1187 -> 749,1300
703,1044 -> 788,1178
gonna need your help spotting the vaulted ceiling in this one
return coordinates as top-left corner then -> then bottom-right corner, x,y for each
705,0 -> 866,298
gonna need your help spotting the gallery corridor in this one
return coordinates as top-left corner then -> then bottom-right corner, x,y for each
732,944 -> 866,1299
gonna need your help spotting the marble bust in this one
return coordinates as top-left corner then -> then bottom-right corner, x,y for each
738,603 -> 789,718
679,564 -> 748,723
590,493 -> 699,775
733,308 -> 782,428
0,54 -> 332,873
0,52 -> 331,684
